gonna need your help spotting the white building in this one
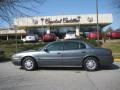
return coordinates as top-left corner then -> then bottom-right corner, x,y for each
0,14 -> 113,40
14,14 -> 112,36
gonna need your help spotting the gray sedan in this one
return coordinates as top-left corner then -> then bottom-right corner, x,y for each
12,40 -> 114,71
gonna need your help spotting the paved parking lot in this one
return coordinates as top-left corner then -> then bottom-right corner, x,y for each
0,61 -> 120,90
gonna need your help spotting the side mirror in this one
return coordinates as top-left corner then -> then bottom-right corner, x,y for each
44,48 -> 48,52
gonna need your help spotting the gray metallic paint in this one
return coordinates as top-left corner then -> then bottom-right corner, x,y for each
12,40 -> 114,67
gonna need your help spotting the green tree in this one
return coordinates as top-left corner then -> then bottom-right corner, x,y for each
115,28 -> 120,31
105,27 -> 114,33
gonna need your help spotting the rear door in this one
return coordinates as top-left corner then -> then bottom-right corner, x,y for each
62,41 -> 86,66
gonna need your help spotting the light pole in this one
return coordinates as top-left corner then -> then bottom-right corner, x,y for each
41,18 -> 44,41
14,25 -> 18,53
77,16 -> 81,38
96,0 -> 99,41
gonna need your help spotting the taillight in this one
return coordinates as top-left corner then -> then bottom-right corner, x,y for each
108,49 -> 112,55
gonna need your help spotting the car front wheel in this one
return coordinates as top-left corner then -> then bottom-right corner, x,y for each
22,57 -> 37,71
84,57 -> 99,71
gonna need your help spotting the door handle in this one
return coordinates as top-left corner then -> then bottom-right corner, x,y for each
81,52 -> 86,53
57,53 -> 61,54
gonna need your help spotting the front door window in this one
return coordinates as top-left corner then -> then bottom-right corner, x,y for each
46,42 -> 63,51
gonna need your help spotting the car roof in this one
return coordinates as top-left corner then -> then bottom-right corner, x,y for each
45,39 -> 94,49
54,39 -> 85,43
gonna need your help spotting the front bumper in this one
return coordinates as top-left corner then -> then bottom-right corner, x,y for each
11,58 -> 21,66
0,52 -> 5,58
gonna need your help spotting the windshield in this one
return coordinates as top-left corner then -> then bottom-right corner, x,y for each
67,32 -> 75,34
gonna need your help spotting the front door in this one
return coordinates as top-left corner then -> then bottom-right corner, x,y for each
38,42 -> 63,66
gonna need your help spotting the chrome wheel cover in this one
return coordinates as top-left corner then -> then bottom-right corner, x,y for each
24,60 -> 33,70
86,59 -> 96,70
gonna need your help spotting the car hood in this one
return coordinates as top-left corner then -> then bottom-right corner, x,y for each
13,49 -> 41,57
21,50 -> 37,53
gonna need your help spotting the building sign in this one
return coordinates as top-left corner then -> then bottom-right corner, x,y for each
31,16 -> 81,25
87,17 -> 93,22
45,18 -> 62,24
44,16 -> 81,24
32,19 -> 38,24
14,14 -> 113,27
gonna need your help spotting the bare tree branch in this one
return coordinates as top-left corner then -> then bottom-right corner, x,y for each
0,0 -> 46,26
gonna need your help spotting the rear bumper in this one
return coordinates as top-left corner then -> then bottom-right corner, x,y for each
99,56 -> 114,66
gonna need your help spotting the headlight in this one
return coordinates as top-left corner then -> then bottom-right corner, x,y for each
12,54 -> 21,60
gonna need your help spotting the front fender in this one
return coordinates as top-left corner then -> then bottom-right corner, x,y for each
21,55 -> 39,64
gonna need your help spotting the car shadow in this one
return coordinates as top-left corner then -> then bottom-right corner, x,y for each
19,66 -> 84,71
19,63 -> 120,71
39,67 -> 84,71
38,64 -> 120,71
0,57 -> 10,63
100,63 -> 120,71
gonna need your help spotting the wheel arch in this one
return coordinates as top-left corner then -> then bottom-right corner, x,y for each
21,56 -> 38,67
82,55 -> 100,67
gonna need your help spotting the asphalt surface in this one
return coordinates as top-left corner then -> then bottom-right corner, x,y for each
0,61 -> 120,90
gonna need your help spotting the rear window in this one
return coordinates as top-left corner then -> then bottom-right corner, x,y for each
63,41 -> 86,50
64,41 -> 79,50
79,43 -> 86,49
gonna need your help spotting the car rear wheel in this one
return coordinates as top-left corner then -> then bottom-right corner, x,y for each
83,57 -> 99,71
22,57 -> 37,71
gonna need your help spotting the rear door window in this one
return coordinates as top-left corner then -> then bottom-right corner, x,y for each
79,43 -> 86,49
63,41 -> 86,50
64,41 -> 79,50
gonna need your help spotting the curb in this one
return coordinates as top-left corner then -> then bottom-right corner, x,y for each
114,59 -> 120,62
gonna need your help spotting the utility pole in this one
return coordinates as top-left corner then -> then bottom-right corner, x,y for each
96,0 -> 99,41
41,18 -> 44,43
14,25 -> 18,53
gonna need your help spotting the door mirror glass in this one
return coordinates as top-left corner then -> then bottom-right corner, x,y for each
44,48 -> 48,52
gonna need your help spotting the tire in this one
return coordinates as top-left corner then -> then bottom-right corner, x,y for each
22,57 -> 37,71
83,57 -> 99,71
